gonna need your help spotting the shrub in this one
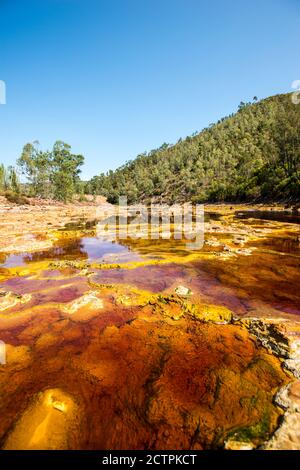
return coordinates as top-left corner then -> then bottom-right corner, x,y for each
5,191 -> 30,205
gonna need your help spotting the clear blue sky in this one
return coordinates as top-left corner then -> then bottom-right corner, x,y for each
0,0 -> 299,179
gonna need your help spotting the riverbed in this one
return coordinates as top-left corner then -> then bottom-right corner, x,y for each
0,203 -> 299,450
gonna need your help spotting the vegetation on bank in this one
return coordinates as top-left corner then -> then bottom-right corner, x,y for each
0,141 -> 84,203
87,93 -> 300,204
1,93 -> 299,205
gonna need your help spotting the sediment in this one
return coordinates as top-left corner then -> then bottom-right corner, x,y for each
0,200 -> 299,449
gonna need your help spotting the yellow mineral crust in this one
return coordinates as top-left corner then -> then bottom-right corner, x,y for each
0,292 -> 31,312
0,202 -> 299,450
3,389 -> 81,450
61,291 -> 104,321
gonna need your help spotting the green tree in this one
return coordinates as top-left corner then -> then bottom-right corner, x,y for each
87,93 -> 300,204
17,141 -> 52,197
7,166 -> 20,193
51,141 -> 84,202
0,164 -> 6,191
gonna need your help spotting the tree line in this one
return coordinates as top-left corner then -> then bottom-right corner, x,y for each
0,164 -> 19,193
0,141 -> 84,202
1,93 -> 299,205
87,93 -> 300,204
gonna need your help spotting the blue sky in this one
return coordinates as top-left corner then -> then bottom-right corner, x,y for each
0,0 -> 299,179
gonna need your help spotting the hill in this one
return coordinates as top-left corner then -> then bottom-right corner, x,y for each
87,93 -> 300,204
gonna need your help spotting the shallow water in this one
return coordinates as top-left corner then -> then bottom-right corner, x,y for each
0,214 -> 299,449
1,220 -> 300,316
235,209 -> 300,224
1,236 -> 143,268
251,232 -> 300,255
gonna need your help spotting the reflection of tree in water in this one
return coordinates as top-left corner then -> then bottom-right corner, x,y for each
235,210 -> 300,224
23,238 -> 88,263
254,235 -> 300,255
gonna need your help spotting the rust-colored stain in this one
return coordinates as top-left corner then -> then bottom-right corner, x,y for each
0,206 -> 298,450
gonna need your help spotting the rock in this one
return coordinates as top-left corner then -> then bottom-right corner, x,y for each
1,234 -> 54,254
283,359 -> 300,378
155,296 -> 233,324
240,321 -> 300,376
289,338 -> 300,359
237,318 -> 290,358
239,319 -> 300,450
264,412 -> 300,450
282,338 -> 300,377
0,291 -> 32,312
205,237 -> 220,247
274,385 -> 292,410
235,248 -> 253,256
185,303 -> 233,323
289,381 -> 300,408
174,286 -> 192,297
62,292 -> 104,315
217,251 -> 237,260
274,382 -> 300,412
113,292 -> 148,307
3,389 -> 81,450
49,260 -> 91,271
233,235 -> 247,245
222,244 -> 232,252
225,439 -> 255,450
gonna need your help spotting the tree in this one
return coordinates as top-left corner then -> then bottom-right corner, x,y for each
86,93 -> 300,203
16,140 -> 85,201
0,164 -> 6,191
17,141 -> 52,197
51,141 -> 84,202
7,166 -> 20,193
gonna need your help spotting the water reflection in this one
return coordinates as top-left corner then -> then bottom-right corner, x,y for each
252,233 -> 300,255
235,210 -> 300,224
1,235 -> 144,268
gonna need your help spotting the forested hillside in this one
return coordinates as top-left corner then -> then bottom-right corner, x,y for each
87,93 -> 300,204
